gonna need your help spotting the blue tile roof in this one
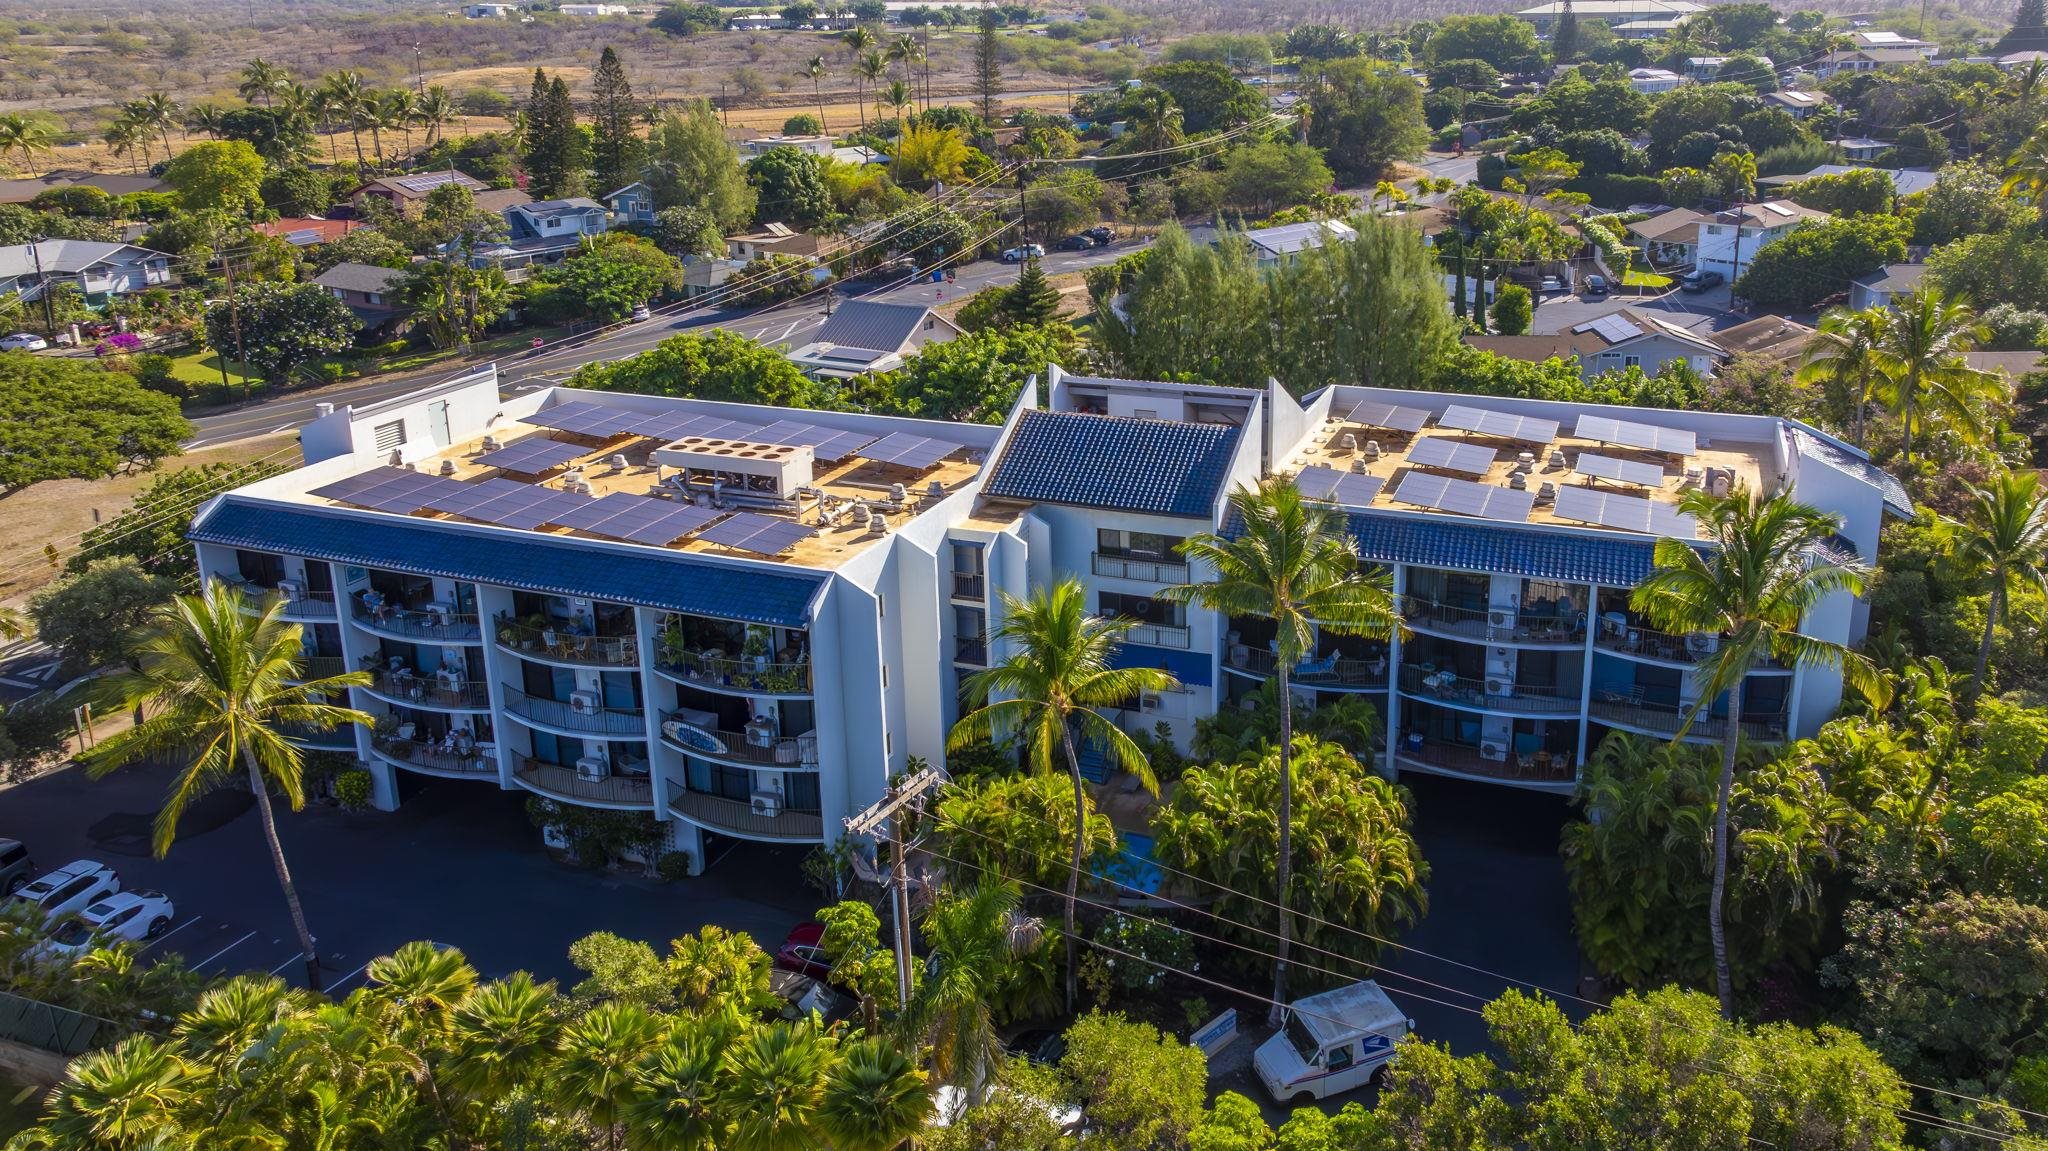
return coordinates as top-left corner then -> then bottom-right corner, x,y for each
983,410 -> 1240,518
1345,511 -> 1666,587
1108,642 -> 1213,688
189,500 -> 824,628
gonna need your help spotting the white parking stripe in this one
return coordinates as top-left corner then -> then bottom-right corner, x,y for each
322,961 -> 373,995
192,930 -> 257,970
269,951 -> 305,976
138,917 -> 200,954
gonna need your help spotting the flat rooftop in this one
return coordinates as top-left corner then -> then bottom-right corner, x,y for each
1281,397 -> 1779,540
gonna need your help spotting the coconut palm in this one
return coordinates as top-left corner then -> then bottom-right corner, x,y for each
1943,470 -> 2048,693
135,92 -> 180,158
182,102 -> 228,140
948,578 -> 1175,1011
855,52 -> 889,135
1630,486 -> 1885,1016
801,56 -> 831,133
1797,305 -> 1890,448
416,86 -> 458,149
1871,289 -> 2005,461
239,58 -> 290,107
320,71 -> 372,171
889,33 -> 925,112
820,1037 -> 931,1151
0,114 -> 54,178
80,584 -> 372,989
883,80 -> 913,128
843,26 -> 877,130
2004,121 -> 2048,221
555,1001 -> 663,1151
1161,477 -> 1402,1021
896,880 -> 1039,1105
102,118 -> 144,174
0,606 -> 30,642
376,89 -> 419,165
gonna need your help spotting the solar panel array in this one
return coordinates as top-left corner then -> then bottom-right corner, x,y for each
1407,436 -> 1500,476
752,419 -> 879,462
1552,485 -> 1698,537
310,467 -> 467,513
459,485 -> 593,530
475,437 -> 589,474
422,477 -> 529,515
521,400 -> 657,438
1338,399 -> 1432,434
1573,414 -> 1697,455
1574,452 -> 1667,488
859,431 -> 962,470
549,493 -> 724,545
1293,464 -> 1387,507
1571,314 -> 1645,345
1391,471 -> 1536,522
521,402 -> 936,466
392,171 -> 471,193
1437,404 -> 1561,443
695,511 -> 819,555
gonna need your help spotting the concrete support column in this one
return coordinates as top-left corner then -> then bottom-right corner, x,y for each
1383,564 -> 1406,783
1577,582 -> 1599,772
472,584 -> 521,788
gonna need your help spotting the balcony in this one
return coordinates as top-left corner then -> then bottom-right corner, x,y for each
659,710 -> 819,768
951,571 -> 986,600
1588,691 -> 1789,742
513,757 -> 653,809
1398,667 -> 1583,715
1108,620 -> 1190,649
288,655 -> 347,682
279,721 -> 359,751
494,615 -> 640,668
654,649 -> 812,696
1092,552 -> 1190,584
216,575 -> 337,621
349,600 -> 481,644
361,669 -> 493,711
666,785 -> 824,842
1394,738 -> 1577,787
370,736 -> 498,779
500,686 -> 648,738
1224,645 -> 1388,689
955,632 -> 988,667
1592,619 -> 1787,671
1401,598 -> 1587,647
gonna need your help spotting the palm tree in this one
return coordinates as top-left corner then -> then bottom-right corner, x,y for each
1121,86 -> 1184,154
1161,477 -> 1402,1020
802,56 -> 830,133
888,33 -> 925,112
0,606 -> 30,642
883,80 -> 913,129
321,71 -> 372,171
136,92 -> 179,158
0,113 -> 55,178
842,26 -> 877,131
896,881 -> 1039,1105
719,1019 -> 838,1151
102,118 -> 143,174
948,577 -> 1174,1011
81,585 -> 372,989
376,89 -> 419,166
1944,471 -> 2048,692
239,58 -> 290,107
1630,487 -> 1885,1016
1872,289 -> 2004,461
444,972 -> 561,1102
622,1021 -> 731,1151
2005,123 -> 2048,222
183,102 -> 227,140
821,1037 -> 931,1151
555,1000 -> 662,1151
1797,305 -> 1890,448
855,52 -> 889,135
15,1035 -> 196,1149
415,86 -> 458,150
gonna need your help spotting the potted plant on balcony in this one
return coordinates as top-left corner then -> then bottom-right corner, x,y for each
743,625 -> 771,673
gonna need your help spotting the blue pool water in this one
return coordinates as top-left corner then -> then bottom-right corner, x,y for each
1095,832 -> 1164,896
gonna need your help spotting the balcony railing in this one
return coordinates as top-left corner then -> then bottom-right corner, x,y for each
280,721 -> 359,750
1592,619 -> 1786,669
655,648 -> 812,695
1588,692 -> 1789,742
501,686 -> 648,738
666,785 -> 824,840
1112,621 -> 1191,649
1395,738 -> 1577,784
951,571 -> 986,600
1401,597 -> 1587,645
216,575 -> 338,620
955,632 -> 988,666
495,615 -> 640,667
349,600 -> 481,643
1224,645 -> 1389,689
659,710 -> 819,766
363,669 -> 492,710
514,757 -> 653,807
289,655 -> 347,682
1399,667 -> 1583,714
1092,552 -> 1190,584
371,736 -> 498,777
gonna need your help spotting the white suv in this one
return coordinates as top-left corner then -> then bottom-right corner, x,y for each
10,861 -> 120,921
41,891 -> 175,958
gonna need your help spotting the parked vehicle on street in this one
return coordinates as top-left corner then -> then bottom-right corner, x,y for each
1679,268 -> 1724,293
1001,244 -> 1045,263
1582,274 -> 1610,295
39,891 -> 175,958
1539,276 -> 1564,293
0,840 -> 32,895
1056,234 -> 1097,251
1083,225 -> 1117,245
0,333 -> 48,352
774,921 -> 832,979
630,304 -> 652,322
1255,980 -> 1411,1103
9,861 -> 120,921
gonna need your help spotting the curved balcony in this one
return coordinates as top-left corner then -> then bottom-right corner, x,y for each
652,650 -> 813,698
280,721 -> 359,751
1398,667 -> 1582,716
1393,739 -> 1577,791
512,756 -> 653,810
359,669 -> 493,712
218,576 -> 338,622
658,710 -> 819,768
1400,598 -> 1587,648
349,600 -> 482,645
665,784 -> 824,842
1588,691 -> 1789,743
1592,619 -> 1790,672
287,655 -> 347,683
500,685 -> 648,739
370,736 -> 500,780
494,615 -> 640,668
1223,645 -> 1389,690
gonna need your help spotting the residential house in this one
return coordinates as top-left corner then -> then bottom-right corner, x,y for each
1815,34 -> 1934,78
1999,50 -> 2048,69
1512,0 -> 1702,30
1627,68 -> 1685,93
604,183 -> 657,227
1711,315 -> 1818,363
682,255 -> 746,298
255,217 -> 366,248
461,2 -> 517,15
1625,208 -> 1707,267
559,4 -> 629,13
1196,219 -> 1358,268
785,299 -> 963,378
353,171 -> 490,216
1685,55 -> 1770,80
474,188 -> 535,216
728,12 -> 788,29
1763,89 -> 1830,118
1848,263 -> 1928,311
1466,307 -> 1727,380
0,240 -> 172,302
0,169 -> 168,205
740,135 -> 837,160
726,223 -> 840,262
1967,350 -> 2044,381
1829,136 -> 1890,161
1694,200 -> 1830,281
313,262 -> 409,333
1613,17 -> 1685,38
1757,164 -> 1938,198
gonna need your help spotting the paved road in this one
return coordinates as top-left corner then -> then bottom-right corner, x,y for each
183,242 -> 1138,450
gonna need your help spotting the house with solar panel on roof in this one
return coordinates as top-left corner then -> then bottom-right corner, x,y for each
351,171 -> 491,216
184,357 -> 1904,865
1467,309 -> 1728,381
785,299 -> 963,379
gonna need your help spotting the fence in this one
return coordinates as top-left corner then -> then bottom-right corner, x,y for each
0,987 -> 120,1057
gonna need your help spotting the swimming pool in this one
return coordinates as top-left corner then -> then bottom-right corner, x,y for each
1095,832 -> 1164,897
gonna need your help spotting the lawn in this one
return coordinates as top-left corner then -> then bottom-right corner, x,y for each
167,348 -> 262,394
1622,268 -> 1674,289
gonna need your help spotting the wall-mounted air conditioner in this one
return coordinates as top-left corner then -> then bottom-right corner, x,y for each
1687,633 -> 1720,655
1480,742 -> 1507,761
1485,678 -> 1509,696
569,690 -> 601,715
750,791 -> 782,817
277,579 -> 306,601
575,756 -> 610,781
1488,608 -> 1516,629
1140,692 -> 1165,713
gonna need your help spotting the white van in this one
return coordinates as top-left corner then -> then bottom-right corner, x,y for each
1254,980 -> 1412,1103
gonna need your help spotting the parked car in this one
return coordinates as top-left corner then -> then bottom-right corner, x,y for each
862,257 -> 918,281
1679,268 -> 1724,293
1056,234 -> 1097,251
1539,275 -> 1564,293
10,861 -> 120,921
0,840 -> 32,895
1083,225 -> 1116,245
774,921 -> 832,980
629,304 -> 652,322
39,891 -> 175,958
1000,244 -> 1045,263
1582,274 -> 1610,295
0,333 -> 48,352
1255,980 -> 1411,1103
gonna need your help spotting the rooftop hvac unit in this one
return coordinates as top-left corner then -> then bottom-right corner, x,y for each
569,690 -> 601,715
481,435 -> 502,452
1141,692 -> 1165,713
575,756 -> 610,782
1481,741 -> 1507,762
276,579 -> 306,601
750,791 -> 783,818
609,454 -> 629,470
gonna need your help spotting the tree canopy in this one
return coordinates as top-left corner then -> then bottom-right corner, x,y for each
0,353 -> 189,491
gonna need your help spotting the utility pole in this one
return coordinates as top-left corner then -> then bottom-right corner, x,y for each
843,764 -> 945,1011
413,42 -> 425,95
219,245 -> 250,394
27,239 -> 55,335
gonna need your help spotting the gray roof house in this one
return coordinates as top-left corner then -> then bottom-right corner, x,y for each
785,299 -> 963,378
0,240 -> 172,302
1466,308 -> 1728,381
313,262 -> 409,331
472,197 -> 611,272
1757,164 -> 1939,198
1849,263 -> 1928,311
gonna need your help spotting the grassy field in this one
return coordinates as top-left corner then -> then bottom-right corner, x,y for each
168,348 -> 262,392
1623,268 -> 1674,289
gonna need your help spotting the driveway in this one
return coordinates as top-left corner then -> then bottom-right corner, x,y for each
0,760 -> 819,992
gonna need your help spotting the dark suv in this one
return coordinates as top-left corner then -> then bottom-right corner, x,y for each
0,840 -> 32,895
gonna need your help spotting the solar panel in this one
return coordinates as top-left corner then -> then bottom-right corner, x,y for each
613,503 -> 723,546
1574,452 -> 1667,488
1573,414 -> 1698,455
860,431 -> 961,470
1338,399 -> 1431,434
752,419 -> 879,462
393,171 -> 471,193
422,476 -> 530,515
355,473 -> 468,513
624,411 -> 707,442
695,512 -> 818,555
1552,485 -> 1698,537
475,437 -> 589,474
1292,464 -> 1385,507
311,467 -> 408,502
1391,470 -> 1535,522
463,485 -> 591,530
521,401 -> 611,431
1571,314 -> 1645,345
659,416 -> 771,444
1437,404 -> 1561,444
519,401 -> 646,438
1407,436 -> 1499,475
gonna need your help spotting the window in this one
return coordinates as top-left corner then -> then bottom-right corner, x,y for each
1326,1043 -> 1354,1072
367,292 -> 382,305
372,420 -> 407,453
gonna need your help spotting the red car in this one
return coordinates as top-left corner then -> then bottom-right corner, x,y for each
774,922 -> 832,980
